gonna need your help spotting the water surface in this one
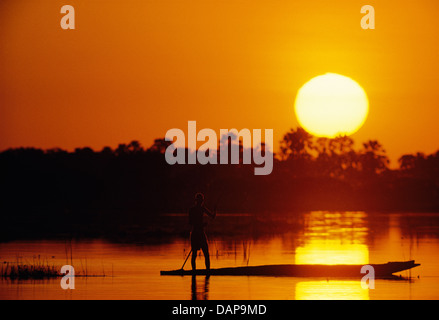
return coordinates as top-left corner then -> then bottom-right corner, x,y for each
1,212 -> 438,300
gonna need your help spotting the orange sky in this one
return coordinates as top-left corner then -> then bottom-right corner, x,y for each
1,0 -> 438,165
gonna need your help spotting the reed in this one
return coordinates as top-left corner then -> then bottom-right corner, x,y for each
1,261 -> 60,279
1,256 -> 108,279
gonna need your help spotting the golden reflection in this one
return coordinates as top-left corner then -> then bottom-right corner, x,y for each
295,211 -> 370,300
295,211 -> 369,265
295,242 -> 368,265
296,280 -> 369,300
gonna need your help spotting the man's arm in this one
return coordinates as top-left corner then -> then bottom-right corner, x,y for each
203,206 -> 216,219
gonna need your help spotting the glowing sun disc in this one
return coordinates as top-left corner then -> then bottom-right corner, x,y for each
294,73 -> 369,138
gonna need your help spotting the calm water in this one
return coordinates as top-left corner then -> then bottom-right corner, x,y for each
1,211 -> 439,300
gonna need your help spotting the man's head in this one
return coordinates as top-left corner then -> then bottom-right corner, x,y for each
195,192 -> 204,206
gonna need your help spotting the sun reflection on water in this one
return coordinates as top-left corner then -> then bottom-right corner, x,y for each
296,280 -> 369,300
295,242 -> 368,265
294,211 -> 370,300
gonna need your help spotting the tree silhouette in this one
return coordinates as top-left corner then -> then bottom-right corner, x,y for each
149,138 -> 172,154
0,127 -> 438,241
279,127 -> 314,161
359,140 -> 389,175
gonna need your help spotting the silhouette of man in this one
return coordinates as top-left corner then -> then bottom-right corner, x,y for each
189,193 -> 216,272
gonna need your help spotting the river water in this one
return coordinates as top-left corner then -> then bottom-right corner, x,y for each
1,211 -> 438,300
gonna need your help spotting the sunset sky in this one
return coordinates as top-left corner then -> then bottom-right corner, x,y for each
1,0 -> 438,165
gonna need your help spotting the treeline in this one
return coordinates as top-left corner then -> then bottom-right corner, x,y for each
0,128 -> 438,240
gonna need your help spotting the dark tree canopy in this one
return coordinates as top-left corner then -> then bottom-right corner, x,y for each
1,128 -> 438,241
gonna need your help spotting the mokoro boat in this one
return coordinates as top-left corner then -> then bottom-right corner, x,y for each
160,260 -> 420,277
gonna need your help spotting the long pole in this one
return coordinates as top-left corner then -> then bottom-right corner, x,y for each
181,250 -> 192,270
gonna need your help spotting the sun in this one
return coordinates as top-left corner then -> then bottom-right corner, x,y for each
294,73 -> 369,138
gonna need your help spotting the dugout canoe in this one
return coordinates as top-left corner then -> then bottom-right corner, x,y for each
160,260 -> 420,277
